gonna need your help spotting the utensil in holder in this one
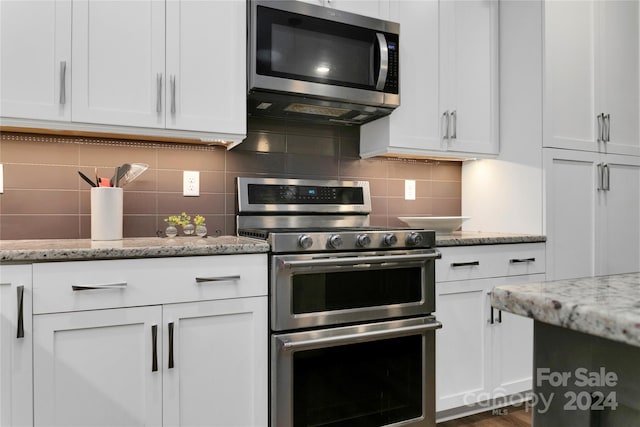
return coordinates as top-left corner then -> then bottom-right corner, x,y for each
91,187 -> 123,241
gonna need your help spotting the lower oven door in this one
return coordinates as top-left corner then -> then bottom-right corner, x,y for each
271,316 -> 442,427
272,249 -> 439,331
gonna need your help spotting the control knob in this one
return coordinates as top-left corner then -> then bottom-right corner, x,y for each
298,234 -> 314,249
382,233 -> 398,246
356,234 -> 371,248
406,232 -> 424,247
328,234 -> 343,249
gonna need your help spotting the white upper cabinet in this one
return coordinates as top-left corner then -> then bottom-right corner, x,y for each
360,0 -> 499,159
72,0 -> 166,128
0,0 -> 71,121
296,0 -> 390,19
544,0 -> 640,156
1,0 -> 246,146
165,0 -> 246,135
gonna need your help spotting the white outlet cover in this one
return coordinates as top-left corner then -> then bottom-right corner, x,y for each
0,164 -> 3,194
404,179 -> 416,200
183,170 -> 200,197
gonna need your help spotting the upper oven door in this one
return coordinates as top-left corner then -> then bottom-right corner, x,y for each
249,0 -> 400,107
271,249 -> 438,331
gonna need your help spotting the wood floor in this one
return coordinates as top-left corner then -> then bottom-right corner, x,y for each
437,406 -> 532,427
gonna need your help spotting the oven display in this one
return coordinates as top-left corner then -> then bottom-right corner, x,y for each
247,183 -> 364,204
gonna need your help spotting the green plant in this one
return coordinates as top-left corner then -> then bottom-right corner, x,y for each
193,215 -> 206,226
164,215 -> 182,226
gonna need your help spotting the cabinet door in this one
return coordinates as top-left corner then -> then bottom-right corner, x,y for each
435,279 -> 491,412
0,266 -> 32,427
166,0 -> 246,135
490,274 -> 544,397
360,0 -> 441,157
597,155 -> 640,275
0,0 -> 71,121
163,297 -> 268,427
543,0 -> 600,151
72,0 -> 165,128
33,306 -> 163,427
599,0 -> 640,156
442,0 -> 499,155
544,149 -> 599,280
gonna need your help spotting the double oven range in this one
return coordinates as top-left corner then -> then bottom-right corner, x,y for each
237,177 -> 442,427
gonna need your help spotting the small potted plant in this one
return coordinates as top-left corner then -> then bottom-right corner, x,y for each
164,215 -> 181,238
194,215 -> 207,237
179,212 -> 195,235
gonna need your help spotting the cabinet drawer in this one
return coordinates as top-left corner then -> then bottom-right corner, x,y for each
33,254 -> 267,314
436,243 -> 545,282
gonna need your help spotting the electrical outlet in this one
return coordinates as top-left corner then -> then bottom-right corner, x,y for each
183,170 -> 200,196
0,164 -> 3,194
404,179 -> 416,200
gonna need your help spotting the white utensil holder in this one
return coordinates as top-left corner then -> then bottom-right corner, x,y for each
91,187 -> 123,241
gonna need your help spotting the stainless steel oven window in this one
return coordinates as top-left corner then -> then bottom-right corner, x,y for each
271,250 -> 437,331
271,317 -> 440,427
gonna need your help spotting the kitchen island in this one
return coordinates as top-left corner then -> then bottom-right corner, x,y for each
491,274 -> 640,426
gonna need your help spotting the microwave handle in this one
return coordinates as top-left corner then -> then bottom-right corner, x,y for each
375,33 -> 389,91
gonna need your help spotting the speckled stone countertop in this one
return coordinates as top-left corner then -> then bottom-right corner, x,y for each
436,231 -> 546,247
0,236 -> 270,263
491,273 -> 640,348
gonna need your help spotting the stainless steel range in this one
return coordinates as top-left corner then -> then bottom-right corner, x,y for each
237,177 -> 442,427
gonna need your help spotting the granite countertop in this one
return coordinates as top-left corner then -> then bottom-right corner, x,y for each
491,273 -> 640,348
0,236 -> 270,263
436,231 -> 546,247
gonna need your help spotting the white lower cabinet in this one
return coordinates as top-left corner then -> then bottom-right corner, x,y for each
34,306 -> 164,427
544,148 -> 640,280
435,243 -> 545,419
0,265 -> 33,427
31,254 -> 268,427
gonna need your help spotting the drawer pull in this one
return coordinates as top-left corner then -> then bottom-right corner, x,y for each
71,282 -> 127,291
151,325 -> 158,372
509,258 -> 536,264
451,261 -> 480,268
168,322 -> 175,369
17,285 -> 24,339
195,275 -> 241,283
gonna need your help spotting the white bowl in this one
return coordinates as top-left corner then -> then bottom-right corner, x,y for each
398,216 -> 470,234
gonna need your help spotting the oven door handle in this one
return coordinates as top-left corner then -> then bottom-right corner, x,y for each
280,321 -> 442,352
281,251 -> 441,269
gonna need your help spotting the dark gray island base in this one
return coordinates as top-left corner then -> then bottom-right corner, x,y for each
533,321 -> 640,426
490,273 -> 640,427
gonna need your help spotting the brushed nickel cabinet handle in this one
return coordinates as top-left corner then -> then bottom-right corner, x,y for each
72,282 -> 127,291
170,75 -> 176,114
168,322 -> 174,369
597,113 -> 604,143
151,325 -> 158,372
603,163 -> 610,191
195,275 -> 241,283
443,111 -> 450,140
597,163 -> 604,191
451,110 -> 457,139
17,285 -> 24,339
604,114 -> 611,142
59,61 -> 66,105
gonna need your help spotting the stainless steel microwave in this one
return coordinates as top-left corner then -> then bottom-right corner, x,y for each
248,0 -> 400,125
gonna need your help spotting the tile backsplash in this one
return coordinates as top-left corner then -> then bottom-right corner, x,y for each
0,118 -> 461,240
